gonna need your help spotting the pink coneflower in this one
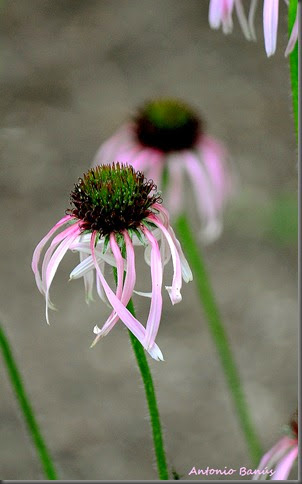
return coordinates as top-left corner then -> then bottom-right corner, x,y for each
253,410 -> 298,480
208,0 -> 299,57
32,164 -> 192,361
93,98 -> 233,243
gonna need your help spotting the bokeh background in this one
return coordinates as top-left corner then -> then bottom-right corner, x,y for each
0,0 -> 298,480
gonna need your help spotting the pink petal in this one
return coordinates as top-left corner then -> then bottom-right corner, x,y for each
209,0 -> 224,29
184,151 -> 222,242
45,226 -> 80,324
91,232 -> 163,360
263,0 -> 279,57
285,12 -> 298,57
272,444 -> 298,480
142,227 -> 163,350
147,214 -> 182,305
253,436 -> 296,480
248,0 -> 258,41
168,226 -> 193,283
234,0 -> 252,40
93,230 -> 137,341
166,156 -> 183,217
79,251 -> 94,304
32,215 -> 73,294
199,135 -> 231,210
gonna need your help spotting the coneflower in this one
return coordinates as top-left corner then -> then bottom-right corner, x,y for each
32,163 -> 192,360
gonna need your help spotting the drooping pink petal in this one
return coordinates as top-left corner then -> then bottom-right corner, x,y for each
32,215 -> 74,294
45,226 -> 81,324
222,0 -> 235,34
184,151 -> 222,242
263,0 -> 279,57
248,0 -> 258,41
166,156 -> 183,217
141,227 -> 163,350
95,258 -> 111,307
272,444 -> 298,480
93,230 -> 137,340
90,232 -> 163,359
285,12 -> 298,57
209,0 -> 224,29
234,0 -> 252,40
42,224 -> 81,294
152,202 -> 170,227
252,436 -> 296,480
129,147 -> 159,172
168,226 -> 193,283
199,135 -> 232,211
147,214 -> 182,305
79,251 -> 94,304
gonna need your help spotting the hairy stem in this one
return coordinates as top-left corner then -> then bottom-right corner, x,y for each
112,268 -> 169,480
175,215 -> 262,465
0,323 -> 58,480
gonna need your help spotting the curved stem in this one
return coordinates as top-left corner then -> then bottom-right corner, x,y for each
0,323 -> 58,480
175,214 -> 263,465
288,0 -> 299,136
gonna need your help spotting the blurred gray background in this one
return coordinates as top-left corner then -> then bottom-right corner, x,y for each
0,0 -> 298,480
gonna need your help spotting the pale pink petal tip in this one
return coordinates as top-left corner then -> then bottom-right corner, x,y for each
166,286 -> 182,305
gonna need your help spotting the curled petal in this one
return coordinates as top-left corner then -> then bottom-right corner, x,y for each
147,215 -> 182,305
142,227 -> 163,350
32,215 -> 73,294
45,226 -> 80,324
79,251 -> 94,304
90,232 -> 163,360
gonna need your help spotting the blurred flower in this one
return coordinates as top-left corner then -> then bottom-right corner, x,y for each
253,410 -> 298,480
208,0 -> 298,57
32,164 -> 192,360
93,98 -> 233,242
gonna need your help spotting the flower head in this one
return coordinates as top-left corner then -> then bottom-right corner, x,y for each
93,98 -> 233,242
32,163 -> 192,360
208,0 -> 298,57
253,409 -> 298,480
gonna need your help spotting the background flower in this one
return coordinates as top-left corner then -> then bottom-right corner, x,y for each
93,98 -> 234,243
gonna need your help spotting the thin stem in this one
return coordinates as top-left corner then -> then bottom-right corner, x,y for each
175,214 -> 263,466
0,323 -> 58,480
288,0 -> 298,136
112,269 -> 169,480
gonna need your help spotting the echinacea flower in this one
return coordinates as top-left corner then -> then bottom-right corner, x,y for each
32,163 -> 192,361
208,0 -> 299,57
93,98 -> 233,242
253,410 -> 298,480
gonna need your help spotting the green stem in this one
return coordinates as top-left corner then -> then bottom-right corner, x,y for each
0,323 -> 58,480
112,268 -> 169,480
288,0 -> 298,136
175,215 -> 262,465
